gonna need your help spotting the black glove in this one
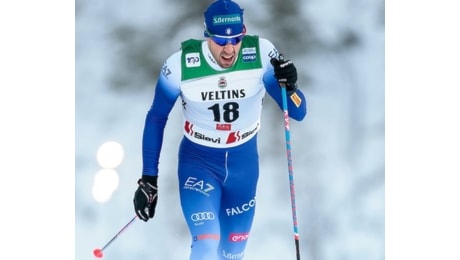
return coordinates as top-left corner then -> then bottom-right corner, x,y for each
133,175 -> 158,222
270,54 -> 298,92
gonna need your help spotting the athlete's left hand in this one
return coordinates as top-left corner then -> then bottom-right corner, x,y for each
270,54 -> 298,92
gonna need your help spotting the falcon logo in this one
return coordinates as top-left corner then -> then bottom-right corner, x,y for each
225,197 -> 256,216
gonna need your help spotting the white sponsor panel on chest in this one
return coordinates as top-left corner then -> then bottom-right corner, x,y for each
181,69 -> 263,102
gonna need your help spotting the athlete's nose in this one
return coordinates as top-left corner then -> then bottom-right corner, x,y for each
222,43 -> 235,53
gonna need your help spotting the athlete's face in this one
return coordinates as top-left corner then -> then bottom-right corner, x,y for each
206,29 -> 245,68
207,39 -> 243,68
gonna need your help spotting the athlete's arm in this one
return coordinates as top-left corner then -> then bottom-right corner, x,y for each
259,38 -> 307,121
142,52 -> 182,176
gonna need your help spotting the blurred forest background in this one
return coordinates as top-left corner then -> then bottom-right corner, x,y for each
76,0 -> 384,259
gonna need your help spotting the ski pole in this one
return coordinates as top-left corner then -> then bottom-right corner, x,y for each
93,215 -> 137,258
278,59 -> 301,260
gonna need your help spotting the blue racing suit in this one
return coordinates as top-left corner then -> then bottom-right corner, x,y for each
141,35 -> 307,259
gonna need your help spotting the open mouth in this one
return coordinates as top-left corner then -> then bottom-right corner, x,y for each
220,54 -> 235,67
221,54 -> 234,62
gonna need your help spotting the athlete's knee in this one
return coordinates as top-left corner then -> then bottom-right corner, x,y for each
219,248 -> 246,260
218,237 -> 249,260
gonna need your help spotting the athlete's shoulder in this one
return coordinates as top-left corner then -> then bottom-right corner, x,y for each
165,49 -> 182,67
160,49 -> 182,86
249,36 -> 279,70
258,37 -> 278,58
181,39 -> 204,53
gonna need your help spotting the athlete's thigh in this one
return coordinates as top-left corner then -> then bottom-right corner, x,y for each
221,145 -> 259,219
218,147 -> 259,253
178,158 -> 223,239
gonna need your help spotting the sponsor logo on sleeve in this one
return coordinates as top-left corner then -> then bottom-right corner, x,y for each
161,62 -> 171,77
290,92 -> 302,108
268,48 -> 279,59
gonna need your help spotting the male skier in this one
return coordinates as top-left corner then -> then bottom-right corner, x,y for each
133,0 -> 307,259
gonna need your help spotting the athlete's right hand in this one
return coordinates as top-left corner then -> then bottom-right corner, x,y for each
133,175 -> 158,222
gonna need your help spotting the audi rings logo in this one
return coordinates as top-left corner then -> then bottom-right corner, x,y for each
191,212 -> 215,222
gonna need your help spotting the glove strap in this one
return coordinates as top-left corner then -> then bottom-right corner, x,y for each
137,176 -> 158,192
139,175 -> 158,186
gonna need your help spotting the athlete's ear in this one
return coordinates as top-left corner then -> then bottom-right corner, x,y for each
242,25 -> 247,35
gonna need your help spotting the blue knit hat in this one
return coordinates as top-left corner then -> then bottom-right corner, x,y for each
204,0 -> 244,37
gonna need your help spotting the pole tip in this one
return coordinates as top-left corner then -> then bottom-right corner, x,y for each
93,248 -> 103,258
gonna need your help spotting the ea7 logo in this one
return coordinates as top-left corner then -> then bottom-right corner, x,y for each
185,53 -> 201,67
161,63 -> 171,77
183,177 -> 215,196
268,48 -> 279,59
